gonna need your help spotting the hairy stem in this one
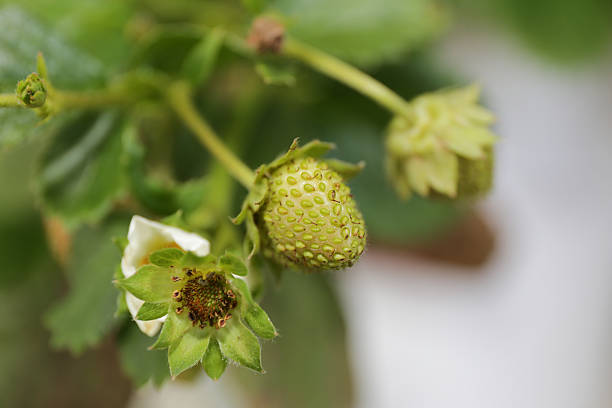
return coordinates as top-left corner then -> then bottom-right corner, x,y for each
283,38 -> 412,118
167,82 -> 256,190
0,93 -> 22,108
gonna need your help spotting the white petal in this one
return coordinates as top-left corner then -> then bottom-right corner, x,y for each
120,215 -> 210,336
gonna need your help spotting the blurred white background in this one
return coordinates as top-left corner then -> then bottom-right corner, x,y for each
341,22 -> 612,408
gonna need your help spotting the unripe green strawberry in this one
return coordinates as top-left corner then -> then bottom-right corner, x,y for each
258,157 -> 366,270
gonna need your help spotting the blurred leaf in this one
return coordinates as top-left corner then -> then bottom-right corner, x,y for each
500,0 -> 612,62
0,6 -> 104,89
44,216 -> 128,354
181,28 -> 225,87
269,0 -> 446,66
255,61 -> 296,86
37,111 -> 126,226
131,26 -> 201,73
0,6 -> 105,147
0,108 -> 40,148
118,324 -> 170,387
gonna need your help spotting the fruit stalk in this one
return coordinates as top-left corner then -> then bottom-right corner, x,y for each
167,81 -> 256,190
283,38 -> 412,118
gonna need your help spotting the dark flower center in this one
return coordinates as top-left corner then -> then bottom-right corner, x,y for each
179,271 -> 237,329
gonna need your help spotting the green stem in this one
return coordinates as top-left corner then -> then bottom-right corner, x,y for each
283,38 -> 412,118
56,89 -> 135,110
0,93 -> 22,108
167,81 -> 256,190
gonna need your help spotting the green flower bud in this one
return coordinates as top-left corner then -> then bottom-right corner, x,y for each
385,85 -> 497,200
259,157 -> 366,270
16,72 -> 47,108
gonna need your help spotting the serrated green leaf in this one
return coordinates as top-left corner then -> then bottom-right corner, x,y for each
181,28 -> 225,87
202,337 -> 227,380
271,0 -> 446,66
149,248 -> 185,268
217,318 -> 263,372
118,324 -> 169,387
118,265 -> 177,303
151,309 -> 192,350
0,6 -> 104,90
255,62 -> 296,86
44,216 -> 128,354
243,305 -> 277,339
233,279 -> 277,339
37,111 -> 126,226
168,330 -> 210,378
219,252 -> 248,276
136,302 -> 169,321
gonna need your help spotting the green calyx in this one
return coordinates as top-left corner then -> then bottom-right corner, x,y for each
116,248 -> 276,379
16,72 -> 47,108
385,84 -> 497,200
233,139 -> 366,271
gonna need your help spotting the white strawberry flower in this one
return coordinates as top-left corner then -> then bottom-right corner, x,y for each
121,215 -> 210,336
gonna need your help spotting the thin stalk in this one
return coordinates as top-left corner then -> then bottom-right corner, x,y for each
167,82 -> 256,190
283,38 -> 412,118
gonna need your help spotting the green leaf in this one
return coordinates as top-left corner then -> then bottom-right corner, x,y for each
217,318 -> 263,372
37,111 -> 126,226
244,211 -> 260,259
0,6 -> 105,147
136,302 -> 170,321
233,279 -> 277,339
44,216 -> 128,354
168,330 -> 210,378
149,248 -> 185,268
219,252 -> 248,276
113,236 -> 128,254
0,6 -> 104,90
181,251 -> 217,270
181,28 -> 225,87
255,62 -> 296,86
151,309 -> 193,350
131,26 -> 201,73
118,265 -> 177,303
202,337 -> 227,380
325,158 -> 365,180
123,124 -> 180,215
270,0 -> 446,66
0,108 -> 40,148
118,324 -> 169,387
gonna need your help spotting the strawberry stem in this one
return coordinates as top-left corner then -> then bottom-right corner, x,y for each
167,81 -> 256,190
